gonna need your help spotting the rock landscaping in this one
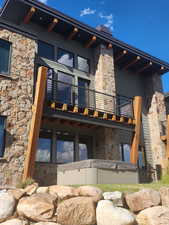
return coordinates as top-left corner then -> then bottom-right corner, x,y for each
1,183 -> 169,225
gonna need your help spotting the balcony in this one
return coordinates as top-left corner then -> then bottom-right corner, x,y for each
44,75 -> 135,130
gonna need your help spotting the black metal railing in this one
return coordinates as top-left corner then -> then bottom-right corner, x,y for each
46,77 -> 134,118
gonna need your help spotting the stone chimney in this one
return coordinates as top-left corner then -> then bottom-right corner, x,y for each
96,25 -> 112,36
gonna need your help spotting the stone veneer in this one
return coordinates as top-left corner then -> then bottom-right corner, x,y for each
93,44 -> 120,160
0,28 -> 36,185
144,73 -> 167,172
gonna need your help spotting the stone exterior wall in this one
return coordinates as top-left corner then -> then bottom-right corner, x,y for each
144,73 -> 167,172
0,28 -> 36,185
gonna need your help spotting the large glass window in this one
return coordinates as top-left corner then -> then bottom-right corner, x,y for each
57,48 -> 74,67
38,41 -> 54,60
57,140 -> 74,163
120,144 -> 130,162
0,117 -> 6,157
78,78 -> 89,108
36,130 -> 52,162
77,56 -> 90,73
79,143 -> 88,161
57,72 -> 73,104
0,39 -> 11,75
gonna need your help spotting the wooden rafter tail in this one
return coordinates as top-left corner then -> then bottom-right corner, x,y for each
85,36 -> 97,48
114,50 -> 127,63
128,118 -> 133,125
112,115 -> 116,121
161,135 -> 167,141
137,61 -> 152,73
83,108 -> 89,115
120,116 -> 125,123
24,7 -> 36,24
130,96 -> 142,164
62,104 -> 68,111
123,56 -> 141,70
73,106 -> 78,113
51,102 -> 56,109
67,27 -> 78,40
48,18 -> 59,32
93,111 -> 98,118
23,66 -> 48,180
107,43 -> 113,49
103,113 -> 108,120
166,115 -> 169,158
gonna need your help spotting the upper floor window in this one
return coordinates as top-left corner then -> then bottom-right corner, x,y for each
57,48 -> 74,68
0,39 -> 11,75
0,116 -> 6,157
38,41 -> 54,61
77,56 -> 90,73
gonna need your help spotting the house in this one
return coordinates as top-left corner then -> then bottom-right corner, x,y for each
0,0 -> 169,186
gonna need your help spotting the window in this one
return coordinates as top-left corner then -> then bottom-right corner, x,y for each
57,48 -> 74,67
57,140 -> 74,163
38,41 -> 54,60
0,117 -> 6,157
0,39 -> 11,75
77,56 -> 90,73
120,144 -> 130,162
57,71 -> 73,104
138,146 -> 146,168
36,130 -> 52,162
78,78 -> 89,108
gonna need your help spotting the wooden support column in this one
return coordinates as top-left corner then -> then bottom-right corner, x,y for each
166,115 -> 169,158
23,66 -> 48,180
130,96 -> 142,164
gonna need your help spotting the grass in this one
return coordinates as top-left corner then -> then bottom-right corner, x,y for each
16,178 -> 35,189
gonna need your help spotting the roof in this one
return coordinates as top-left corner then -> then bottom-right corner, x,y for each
1,0 -> 169,74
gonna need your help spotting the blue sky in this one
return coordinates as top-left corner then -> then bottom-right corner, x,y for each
1,0 -> 169,92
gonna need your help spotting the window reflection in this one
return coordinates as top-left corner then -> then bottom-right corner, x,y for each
38,41 -> 54,60
57,140 -> 74,163
0,117 -> 5,157
36,138 -> 51,162
57,48 -> 74,67
0,39 -> 11,74
77,56 -> 90,73
79,143 -> 88,161
120,144 -> 130,162
78,78 -> 89,108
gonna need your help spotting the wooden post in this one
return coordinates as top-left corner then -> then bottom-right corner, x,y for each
130,96 -> 142,164
23,66 -> 48,180
166,115 -> 169,158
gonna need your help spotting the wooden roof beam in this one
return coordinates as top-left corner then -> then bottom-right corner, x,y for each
114,50 -> 127,63
48,18 -> 59,32
107,43 -> 113,49
123,56 -> 141,70
137,62 -> 152,73
24,7 -> 36,24
67,27 -> 78,40
85,36 -> 97,48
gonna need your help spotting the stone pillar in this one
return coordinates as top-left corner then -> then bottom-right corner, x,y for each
93,45 -> 120,160
144,73 -> 166,172
0,29 -> 37,185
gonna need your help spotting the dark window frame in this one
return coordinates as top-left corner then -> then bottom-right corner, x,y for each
0,39 -> 12,76
38,40 -> 55,61
77,55 -> 90,73
57,48 -> 75,68
0,116 -> 6,158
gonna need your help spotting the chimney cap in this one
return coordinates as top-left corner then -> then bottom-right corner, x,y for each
96,25 -> 112,36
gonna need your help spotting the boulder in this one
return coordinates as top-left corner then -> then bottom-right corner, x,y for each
49,185 -> 78,200
36,187 -> 49,194
17,193 -> 57,222
24,183 -> 38,196
103,191 -> 124,207
159,187 -> 169,206
125,189 -> 161,212
0,219 -> 28,225
33,223 -> 61,225
57,197 -> 96,225
0,193 -> 16,222
8,189 -> 26,200
96,200 -> 135,225
76,186 -> 102,202
136,206 -> 169,225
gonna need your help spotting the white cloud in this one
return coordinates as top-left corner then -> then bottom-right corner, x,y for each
99,13 -> 114,31
38,0 -> 48,4
80,8 -> 96,17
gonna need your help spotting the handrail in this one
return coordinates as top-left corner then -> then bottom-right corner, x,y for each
46,77 -> 134,118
